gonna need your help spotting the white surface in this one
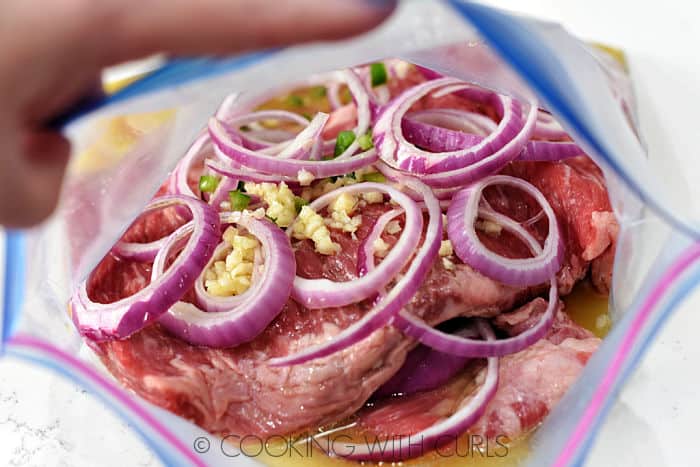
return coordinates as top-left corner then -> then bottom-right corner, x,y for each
3,0 -> 700,466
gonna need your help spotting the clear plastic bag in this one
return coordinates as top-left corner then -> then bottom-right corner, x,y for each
3,1 -> 700,466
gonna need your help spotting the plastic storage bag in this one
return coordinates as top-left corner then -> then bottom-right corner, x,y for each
3,1 -> 700,466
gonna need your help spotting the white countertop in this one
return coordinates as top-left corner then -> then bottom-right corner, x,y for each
3,1 -> 700,465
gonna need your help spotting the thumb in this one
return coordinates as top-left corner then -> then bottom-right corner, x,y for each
109,0 -> 397,61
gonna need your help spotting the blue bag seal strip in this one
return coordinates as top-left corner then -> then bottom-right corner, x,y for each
2,230 -> 26,347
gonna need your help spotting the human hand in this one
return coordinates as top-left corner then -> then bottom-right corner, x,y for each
0,0 -> 396,227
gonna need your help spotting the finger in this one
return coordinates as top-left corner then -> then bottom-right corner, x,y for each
0,129 -> 70,227
109,0 -> 397,62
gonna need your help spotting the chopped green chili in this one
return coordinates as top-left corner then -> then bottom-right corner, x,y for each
334,130 -> 356,157
362,172 -> 386,183
358,131 -> 374,150
286,94 -> 304,107
370,62 -> 388,87
310,86 -> 327,98
294,196 -> 308,213
198,175 -> 220,193
228,191 -> 251,211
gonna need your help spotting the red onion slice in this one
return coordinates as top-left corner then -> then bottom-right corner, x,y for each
221,71 -> 350,117
373,325 -> 477,399
357,207 -> 404,277
533,109 -> 569,140
332,321 -> 499,461
153,211 -> 295,348
70,195 -> 220,341
206,157 -> 301,187
353,63 -> 391,106
290,183 -> 422,309
374,78 -> 527,174
447,175 -> 563,287
402,108 -> 496,153
112,238 -> 164,263
374,81 -> 538,188
397,277 -> 557,357
332,70 -> 371,160
401,117 -> 483,153
191,241 -> 264,313
205,77 -> 372,184
396,208 -> 559,357
209,116 -> 378,179
275,113 -> 326,160
327,81 -> 343,110
225,110 -> 309,156
171,133 -> 210,198
407,108 -> 498,135
215,92 -> 242,121
241,129 -> 297,152
228,110 -> 309,128
217,69 -> 369,162
269,178 -> 441,366
402,112 -> 582,161
167,94 -> 255,201
518,140 -> 583,161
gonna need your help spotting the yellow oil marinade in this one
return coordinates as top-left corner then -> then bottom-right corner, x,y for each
257,85 -> 351,116
563,281 -> 611,338
72,109 -> 174,174
258,432 -> 530,467
259,86 -> 332,115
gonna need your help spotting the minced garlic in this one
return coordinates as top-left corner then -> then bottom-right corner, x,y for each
204,227 -> 259,296
244,181 -> 297,227
442,257 -> 456,271
386,220 -> 401,235
330,192 -> 358,214
250,207 -> 266,219
293,205 -> 340,255
297,169 -> 315,186
325,192 -> 362,233
300,176 -> 357,201
476,219 -> 503,236
326,211 -> 362,233
439,239 -> 454,257
373,237 -> 391,258
393,60 -> 411,79
362,191 -> 383,204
